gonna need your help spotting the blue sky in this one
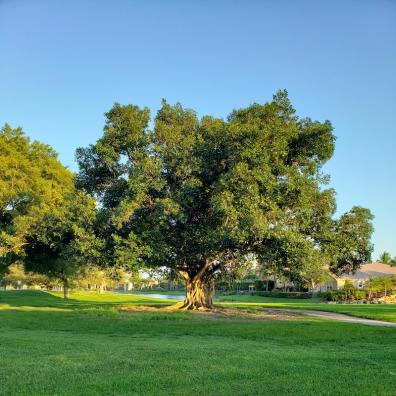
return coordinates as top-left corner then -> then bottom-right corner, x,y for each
1,0 -> 395,259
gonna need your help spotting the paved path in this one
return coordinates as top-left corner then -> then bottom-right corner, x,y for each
301,310 -> 396,327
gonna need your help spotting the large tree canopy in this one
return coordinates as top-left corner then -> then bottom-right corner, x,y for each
0,124 -> 74,274
76,91 -> 373,309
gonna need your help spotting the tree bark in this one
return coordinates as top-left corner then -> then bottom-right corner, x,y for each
178,262 -> 214,310
63,280 -> 70,300
205,279 -> 216,307
310,280 -> 316,297
182,276 -> 210,309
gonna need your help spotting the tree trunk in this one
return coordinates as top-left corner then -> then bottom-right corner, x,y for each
177,261 -> 216,310
63,280 -> 70,300
311,280 -> 316,297
179,274 -> 214,310
206,279 -> 216,307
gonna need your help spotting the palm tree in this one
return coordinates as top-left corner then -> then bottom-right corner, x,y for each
379,251 -> 391,264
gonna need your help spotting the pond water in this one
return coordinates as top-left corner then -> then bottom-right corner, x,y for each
130,293 -> 185,301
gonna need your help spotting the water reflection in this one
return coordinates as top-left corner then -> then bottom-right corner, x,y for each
127,293 -> 185,301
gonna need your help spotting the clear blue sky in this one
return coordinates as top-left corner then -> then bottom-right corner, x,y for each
1,0 -> 395,259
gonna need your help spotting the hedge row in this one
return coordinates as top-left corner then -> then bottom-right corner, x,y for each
253,291 -> 313,299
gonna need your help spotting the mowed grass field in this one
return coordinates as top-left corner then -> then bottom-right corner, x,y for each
0,291 -> 395,395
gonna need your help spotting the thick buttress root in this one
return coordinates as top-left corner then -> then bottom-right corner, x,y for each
176,277 -> 215,310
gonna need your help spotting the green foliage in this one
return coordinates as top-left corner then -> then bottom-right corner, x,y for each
76,91 -> 373,296
380,251 -> 392,264
253,280 -> 270,291
366,276 -> 396,297
0,124 -> 72,209
254,291 -> 313,299
23,191 -> 102,293
0,124 -> 104,294
325,281 -> 366,302
75,265 -> 130,292
0,263 -> 49,288
379,251 -> 396,266
320,276 -> 396,302
0,124 -> 74,273
327,207 -> 374,275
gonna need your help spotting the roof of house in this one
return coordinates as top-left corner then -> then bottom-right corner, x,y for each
341,262 -> 396,280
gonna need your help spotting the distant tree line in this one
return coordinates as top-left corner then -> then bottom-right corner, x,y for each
379,251 -> 396,266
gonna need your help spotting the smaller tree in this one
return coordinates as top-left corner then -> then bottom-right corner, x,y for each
300,261 -> 332,293
0,124 -> 74,274
327,207 -> 374,275
256,261 -> 278,291
342,281 -> 362,301
379,251 -> 392,264
382,277 -> 394,297
366,276 -> 396,299
76,265 -> 123,293
23,192 -> 101,299
0,262 -> 26,289
0,262 -> 48,289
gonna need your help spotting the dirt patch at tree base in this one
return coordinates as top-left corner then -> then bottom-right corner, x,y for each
118,305 -> 302,321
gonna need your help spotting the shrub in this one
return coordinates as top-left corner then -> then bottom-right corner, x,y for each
253,280 -> 275,291
317,291 -> 332,301
325,282 -> 366,302
254,291 -> 313,299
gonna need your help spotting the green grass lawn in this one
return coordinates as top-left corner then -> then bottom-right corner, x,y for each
0,290 -> 395,395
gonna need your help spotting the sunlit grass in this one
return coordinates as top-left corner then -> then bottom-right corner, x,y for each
0,289 -> 173,310
0,304 -> 71,312
49,290 -> 173,303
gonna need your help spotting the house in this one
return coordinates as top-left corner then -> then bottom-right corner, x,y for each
316,262 -> 396,292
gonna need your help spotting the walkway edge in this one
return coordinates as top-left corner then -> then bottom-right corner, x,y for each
301,310 -> 396,327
